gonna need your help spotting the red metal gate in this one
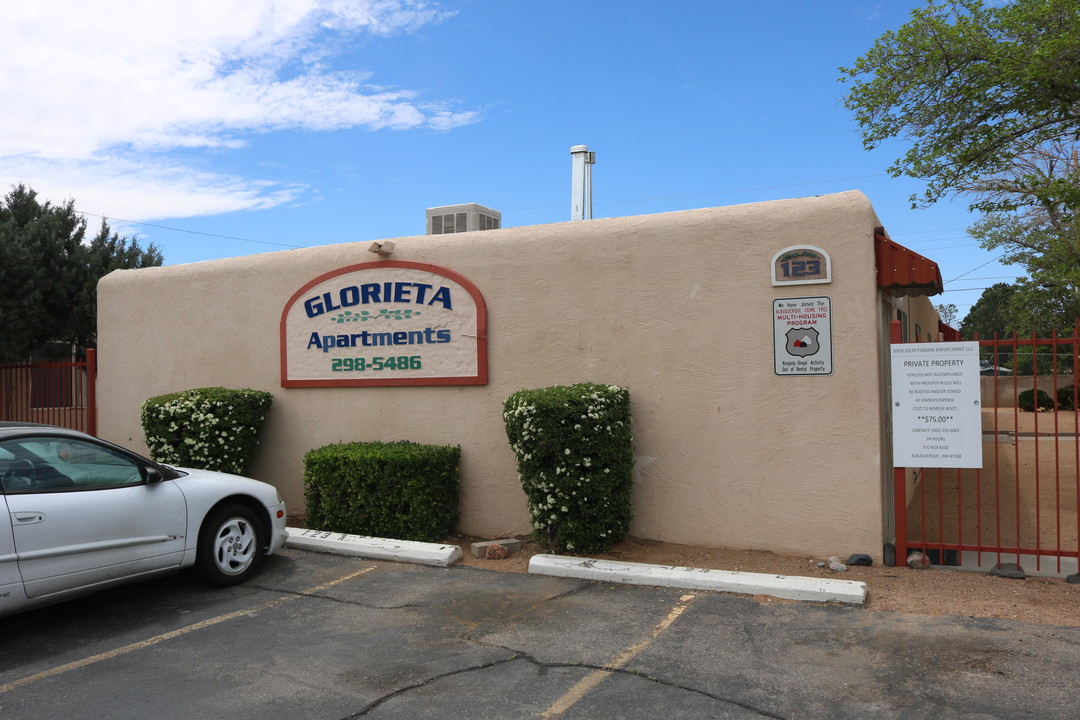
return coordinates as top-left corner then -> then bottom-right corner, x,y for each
0,349 -> 97,435
892,324 -> 1079,575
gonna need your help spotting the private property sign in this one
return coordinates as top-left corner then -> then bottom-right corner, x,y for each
280,261 -> 487,387
890,342 -> 982,468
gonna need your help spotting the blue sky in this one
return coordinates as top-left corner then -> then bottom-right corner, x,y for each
1,1 -> 1025,321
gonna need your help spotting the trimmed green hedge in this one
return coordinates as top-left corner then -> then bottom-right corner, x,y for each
140,387 -> 273,474
1057,384 -> 1076,411
503,383 -> 633,554
1018,388 -> 1055,412
304,441 -> 460,542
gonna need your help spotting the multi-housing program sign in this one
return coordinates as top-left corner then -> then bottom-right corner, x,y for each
890,342 -> 982,469
773,297 -> 832,375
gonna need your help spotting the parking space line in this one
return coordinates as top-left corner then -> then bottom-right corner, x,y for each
0,566 -> 375,695
539,593 -> 697,718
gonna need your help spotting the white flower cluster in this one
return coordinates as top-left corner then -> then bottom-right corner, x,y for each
141,390 -> 269,475
504,384 -> 631,548
503,398 -> 540,462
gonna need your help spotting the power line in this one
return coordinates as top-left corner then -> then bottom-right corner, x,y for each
892,227 -> 968,235
66,173 -> 1017,270
74,209 -> 306,249
597,174 -> 893,206
911,243 -> 981,250
74,173 -> 894,248
944,254 -> 1009,284
503,173 -> 891,211
902,235 -> 971,243
74,199 -> 985,256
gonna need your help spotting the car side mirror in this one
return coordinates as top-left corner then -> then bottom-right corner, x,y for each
145,466 -> 165,484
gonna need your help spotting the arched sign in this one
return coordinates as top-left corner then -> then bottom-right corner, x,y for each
280,261 -> 487,387
771,245 -> 831,286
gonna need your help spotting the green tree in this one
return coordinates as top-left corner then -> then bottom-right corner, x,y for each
959,283 -> 1019,341
1002,277 -> 1080,338
843,0 -> 1080,330
0,184 -> 162,362
970,210 -> 1080,290
934,303 -> 958,327
966,142 -> 1080,291
840,0 -> 1080,213
960,281 -> 1078,374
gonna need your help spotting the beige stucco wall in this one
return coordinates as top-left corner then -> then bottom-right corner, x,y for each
908,295 -> 942,343
98,190 -> 890,559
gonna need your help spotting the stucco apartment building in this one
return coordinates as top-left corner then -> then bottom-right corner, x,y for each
97,190 -> 946,562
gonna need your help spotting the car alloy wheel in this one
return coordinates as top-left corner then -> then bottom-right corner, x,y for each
197,504 -> 265,586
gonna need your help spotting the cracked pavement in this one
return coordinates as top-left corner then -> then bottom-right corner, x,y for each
1,547 -> 1077,719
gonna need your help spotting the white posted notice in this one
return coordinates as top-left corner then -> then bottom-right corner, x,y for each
891,342 -> 983,469
773,297 -> 832,375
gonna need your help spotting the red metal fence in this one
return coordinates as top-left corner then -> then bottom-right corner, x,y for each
893,325 -> 1079,575
0,349 -> 97,435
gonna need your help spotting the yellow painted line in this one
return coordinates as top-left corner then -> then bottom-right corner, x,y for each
539,593 -> 697,719
0,565 -> 375,695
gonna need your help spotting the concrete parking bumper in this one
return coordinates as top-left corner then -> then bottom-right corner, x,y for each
529,554 -> 868,605
286,528 -> 868,604
285,527 -> 463,567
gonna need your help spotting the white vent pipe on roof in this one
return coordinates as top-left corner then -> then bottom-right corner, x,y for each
570,145 -> 596,220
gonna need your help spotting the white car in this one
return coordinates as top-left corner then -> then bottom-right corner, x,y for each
0,422 -> 288,616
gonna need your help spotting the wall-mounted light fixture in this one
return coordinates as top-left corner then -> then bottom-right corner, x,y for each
368,241 -> 395,256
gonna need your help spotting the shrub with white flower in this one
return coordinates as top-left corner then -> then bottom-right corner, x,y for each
503,383 -> 633,553
140,387 -> 273,475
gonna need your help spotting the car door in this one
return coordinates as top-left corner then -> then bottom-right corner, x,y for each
0,491 -> 26,611
2,435 -> 188,599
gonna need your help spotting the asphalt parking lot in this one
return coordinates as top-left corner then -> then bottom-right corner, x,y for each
1,547 -> 1078,719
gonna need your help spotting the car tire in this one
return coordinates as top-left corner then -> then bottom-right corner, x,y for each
197,504 -> 265,586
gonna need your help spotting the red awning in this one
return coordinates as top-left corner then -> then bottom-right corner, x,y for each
875,231 -> 943,297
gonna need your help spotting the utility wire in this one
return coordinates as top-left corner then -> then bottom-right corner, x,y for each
892,227 -> 968,235
945,254 -> 1009,284
72,173 -> 891,247
69,174 -> 1019,280
74,209 -> 306,249
503,173 -> 891,211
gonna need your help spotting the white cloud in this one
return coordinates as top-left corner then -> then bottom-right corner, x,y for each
0,0 -> 473,219
3,155 -> 305,223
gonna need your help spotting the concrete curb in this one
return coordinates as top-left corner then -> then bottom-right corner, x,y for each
285,527 -> 462,567
529,554 -> 868,605
284,529 -> 867,604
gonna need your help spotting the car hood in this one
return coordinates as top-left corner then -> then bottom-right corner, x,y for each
167,466 -> 283,507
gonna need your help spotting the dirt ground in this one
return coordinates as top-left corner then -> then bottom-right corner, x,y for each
447,534 -> 1080,628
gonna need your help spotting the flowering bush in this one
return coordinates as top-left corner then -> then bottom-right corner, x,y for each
503,383 -> 633,553
140,387 -> 273,475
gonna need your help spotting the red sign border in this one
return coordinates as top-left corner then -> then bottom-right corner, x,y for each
280,260 -> 488,388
